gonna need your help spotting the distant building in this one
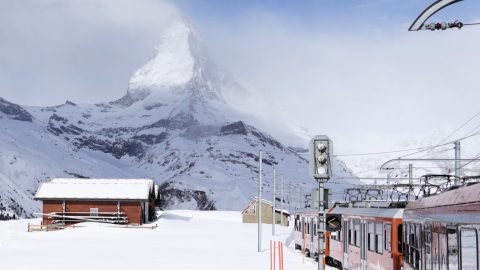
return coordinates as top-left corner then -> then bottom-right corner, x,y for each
241,197 -> 290,226
34,178 -> 159,225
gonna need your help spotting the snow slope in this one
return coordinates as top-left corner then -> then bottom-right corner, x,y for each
0,210 -> 326,270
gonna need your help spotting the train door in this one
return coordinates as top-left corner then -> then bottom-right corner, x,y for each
361,221 -> 367,270
310,217 -> 316,250
425,224 -> 432,270
438,228 -> 447,270
343,219 -> 349,269
302,216 -> 306,246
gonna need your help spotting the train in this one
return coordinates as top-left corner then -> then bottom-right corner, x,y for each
294,179 -> 480,270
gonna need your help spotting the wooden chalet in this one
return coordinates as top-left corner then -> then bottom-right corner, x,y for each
34,178 -> 159,225
242,197 -> 290,226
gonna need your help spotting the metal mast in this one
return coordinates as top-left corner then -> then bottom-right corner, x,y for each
258,150 -> 263,252
272,167 -> 276,236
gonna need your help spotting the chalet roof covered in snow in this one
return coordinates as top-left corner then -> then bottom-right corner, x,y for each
34,178 -> 155,201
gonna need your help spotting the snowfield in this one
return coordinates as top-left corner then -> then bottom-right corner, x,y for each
0,210 -> 326,270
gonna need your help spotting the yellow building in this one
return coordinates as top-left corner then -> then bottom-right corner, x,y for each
241,197 -> 290,226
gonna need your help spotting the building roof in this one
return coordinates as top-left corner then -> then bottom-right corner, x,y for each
34,178 -> 156,201
241,197 -> 290,215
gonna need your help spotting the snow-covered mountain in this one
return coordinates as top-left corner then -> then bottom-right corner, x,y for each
0,19 -> 355,219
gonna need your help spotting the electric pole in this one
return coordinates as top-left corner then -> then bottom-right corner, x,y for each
272,167 -> 276,236
309,135 -> 333,270
280,176 -> 284,226
258,150 -> 263,252
455,141 -> 461,185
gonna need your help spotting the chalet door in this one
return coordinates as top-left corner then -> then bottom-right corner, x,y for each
361,222 -> 367,270
343,220 -> 349,269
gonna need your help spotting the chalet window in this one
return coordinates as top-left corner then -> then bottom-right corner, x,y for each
376,222 -> 383,254
368,222 -> 375,251
90,208 -> 98,216
385,224 -> 392,252
460,228 -> 478,270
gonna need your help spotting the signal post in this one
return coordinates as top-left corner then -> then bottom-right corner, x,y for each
309,136 -> 333,270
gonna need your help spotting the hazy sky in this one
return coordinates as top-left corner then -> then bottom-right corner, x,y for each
1,0 -> 480,155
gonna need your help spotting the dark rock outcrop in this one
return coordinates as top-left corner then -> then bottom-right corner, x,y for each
0,97 -> 33,122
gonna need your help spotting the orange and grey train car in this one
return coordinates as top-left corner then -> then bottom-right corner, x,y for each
326,203 -> 405,270
402,182 -> 480,270
294,210 -> 321,259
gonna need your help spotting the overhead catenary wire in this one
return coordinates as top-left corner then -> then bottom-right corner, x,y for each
448,151 -> 480,174
434,110 -> 480,146
335,131 -> 480,158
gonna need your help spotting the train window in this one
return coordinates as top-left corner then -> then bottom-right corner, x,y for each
404,223 -> 410,262
414,224 -> 422,270
376,222 -> 383,254
460,228 -> 478,270
385,224 -> 392,252
447,226 -> 459,270
349,219 -> 354,246
398,224 -> 403,253
354,219 -> 361,247
368,222 -> 375,251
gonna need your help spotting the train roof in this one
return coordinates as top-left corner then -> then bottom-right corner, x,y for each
404,182 -> 480,224
329,205 -> 404,219
406,182 -> 480,210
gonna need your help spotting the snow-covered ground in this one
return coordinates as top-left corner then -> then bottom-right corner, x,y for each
0,210 -> 326,270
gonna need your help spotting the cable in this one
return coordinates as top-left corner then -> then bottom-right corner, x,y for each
436,110 -> 480,145
336,146 -> 438,157
399,131 -> 480,159
449,151 -> 480,174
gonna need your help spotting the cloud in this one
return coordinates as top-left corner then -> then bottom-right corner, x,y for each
192,8 -> 480,153
0,0 -> 177,106
1,0 -> 480,158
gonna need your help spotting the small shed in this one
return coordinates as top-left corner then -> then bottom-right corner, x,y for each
34,178 -> 159,225
242,197 -> 290,226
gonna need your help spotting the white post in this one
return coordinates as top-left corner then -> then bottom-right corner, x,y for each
318,182 -> 325,270
258,150 -> 263,252
280,176 -> 284,226
272,167 -> 276,236
408,164 -> 413,201
455,141 -> 461,185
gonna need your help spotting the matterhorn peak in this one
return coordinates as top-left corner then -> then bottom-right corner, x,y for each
128,18 -> 222,103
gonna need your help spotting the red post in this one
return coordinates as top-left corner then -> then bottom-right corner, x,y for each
279,242 -> 283,270
274,241 -> 276,270
281,242 -> 285,270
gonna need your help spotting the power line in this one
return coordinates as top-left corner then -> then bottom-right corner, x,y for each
435,110 -> 480,146
448,151 -> 480,174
